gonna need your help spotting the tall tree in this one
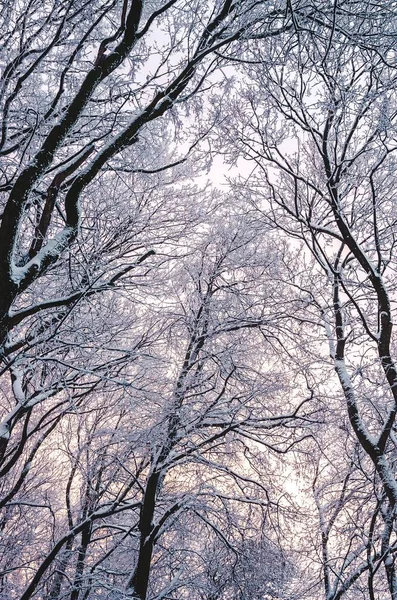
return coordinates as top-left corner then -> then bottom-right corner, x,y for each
0,4 -> 297,595
222,2 -> 397,596
0,198 -> 307,600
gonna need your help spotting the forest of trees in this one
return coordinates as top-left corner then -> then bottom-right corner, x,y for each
1,1 -> 397,598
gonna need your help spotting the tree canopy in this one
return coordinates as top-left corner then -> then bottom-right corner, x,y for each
2,1 -> 397,599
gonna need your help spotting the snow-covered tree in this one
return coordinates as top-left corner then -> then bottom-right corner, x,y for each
222,2 -> 397,596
